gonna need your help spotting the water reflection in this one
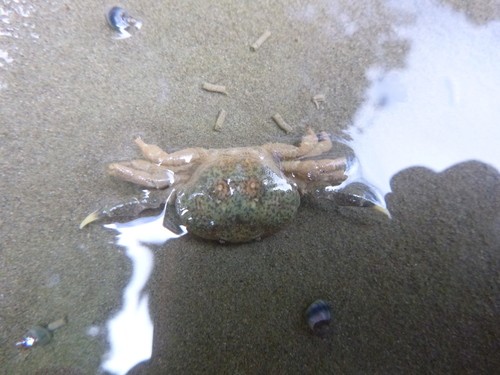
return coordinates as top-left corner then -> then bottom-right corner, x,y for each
347,0 -> 500,197
101,209 -> 186,375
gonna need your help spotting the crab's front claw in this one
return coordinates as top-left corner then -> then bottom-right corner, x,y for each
79,189 -> 168,228
313,181 -> 391,218
80,210 -> 103,228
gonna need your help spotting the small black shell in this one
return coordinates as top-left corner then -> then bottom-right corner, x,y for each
305,299 -> 332,337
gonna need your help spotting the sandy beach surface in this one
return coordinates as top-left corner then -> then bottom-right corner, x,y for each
1,0 -> 499,374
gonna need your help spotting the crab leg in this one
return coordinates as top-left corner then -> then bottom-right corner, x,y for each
299,131 -> 332,158
108,160 -> 175,189
282,157 -> 348,183
263,128 -> 319,159
135,137 -> 208,166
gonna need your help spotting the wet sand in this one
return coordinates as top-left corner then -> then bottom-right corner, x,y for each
1,0 -> 499,373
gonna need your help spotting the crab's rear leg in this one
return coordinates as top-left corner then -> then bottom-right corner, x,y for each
108,159 -> 175,189
299,131 -> 333,158
263,128 -> 318,159
282,157 -> 349,192
135,137 -> 207,166
80,188 -> 173,228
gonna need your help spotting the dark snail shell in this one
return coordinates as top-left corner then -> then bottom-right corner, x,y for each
305,299 -> 332,337
106,6 -> 130,32
106,6 -> 142,38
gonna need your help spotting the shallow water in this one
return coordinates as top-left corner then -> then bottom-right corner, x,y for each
1,0 -> 499,374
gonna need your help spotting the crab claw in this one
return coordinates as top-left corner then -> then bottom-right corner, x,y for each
370,203 -> 391,219
80,210 -> 102,229
79,189 -> 170,229
313,181 -> 391,218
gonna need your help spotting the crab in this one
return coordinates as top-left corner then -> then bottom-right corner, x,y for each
80,129 -> 388,243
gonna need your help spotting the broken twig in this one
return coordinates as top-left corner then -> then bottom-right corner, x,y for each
250,30 -> 271,51
312,94 -> 326,109
202,82 -> 228,95
213,109 -> 227,131
272,113 -> 293,133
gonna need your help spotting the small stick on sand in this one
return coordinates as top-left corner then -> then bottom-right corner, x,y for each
213,109 -> 227,132
312,94 -> 326,109
202,82 -> 228,95
272,113 -> 293,133
47,316 -> 68,331
250,30 -> 271,51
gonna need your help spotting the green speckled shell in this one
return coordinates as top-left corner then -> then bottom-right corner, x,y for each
175,151 -> 300,242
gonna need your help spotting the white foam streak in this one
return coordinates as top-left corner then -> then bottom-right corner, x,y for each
100,210 -> 187,375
